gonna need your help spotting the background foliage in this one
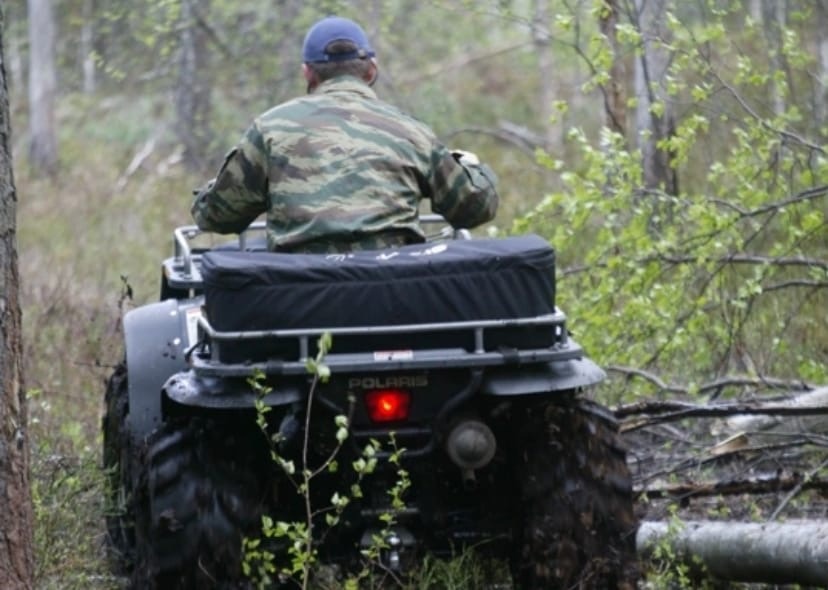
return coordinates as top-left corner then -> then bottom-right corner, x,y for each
6,0 -> 827,586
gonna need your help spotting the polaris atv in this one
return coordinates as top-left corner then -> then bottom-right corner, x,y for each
103,216 -> 638,589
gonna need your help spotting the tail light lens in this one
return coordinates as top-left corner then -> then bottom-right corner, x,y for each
365,389 -> 411,423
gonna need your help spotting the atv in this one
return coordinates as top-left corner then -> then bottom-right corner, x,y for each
103,216 -> 638,589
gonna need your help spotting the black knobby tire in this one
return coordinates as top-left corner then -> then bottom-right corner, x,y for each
510,396 -> 639,589
132,418 -> 267,589
102,362 -> 135,570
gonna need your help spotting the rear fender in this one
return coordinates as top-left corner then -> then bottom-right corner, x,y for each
124,299 -> 201,441
482,357 -> 606,396
163,370 -> 303,410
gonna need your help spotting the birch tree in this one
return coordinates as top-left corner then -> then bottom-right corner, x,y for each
600,0 -> 626,136
533,0 -> 557,148
27,0 -> 58,174
817,0 -> 828,131
80,0 -> 96,94
763,0 -> 787,117
632,0 -> 677,195
175,0 -> 213,171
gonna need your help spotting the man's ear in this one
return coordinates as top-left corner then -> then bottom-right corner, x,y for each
365,59 -> 379,86
302,63 -> 314,82
303,64 -> 319,92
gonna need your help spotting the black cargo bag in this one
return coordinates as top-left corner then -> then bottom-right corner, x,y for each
200,235 -> 556,361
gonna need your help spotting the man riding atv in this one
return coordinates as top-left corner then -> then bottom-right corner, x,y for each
192,16 -> 499,253
103,14 -> 639,590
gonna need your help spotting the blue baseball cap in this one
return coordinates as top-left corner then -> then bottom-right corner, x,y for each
302,17 -> 375,63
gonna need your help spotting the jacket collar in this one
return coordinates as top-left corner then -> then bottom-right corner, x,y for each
314,76 -> 377,99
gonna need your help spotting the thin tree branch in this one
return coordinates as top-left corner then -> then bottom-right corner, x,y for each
396,41 -> 531,87
718,184 -> 828,219
609,366 -> 813,401
620,402 -> 828,432
443,125 -> 544,158
767,457 -> 828,521
709,69 -> 826,155
636,472 -> 828,500
652,253 -> 828,270
761,279 -> 828,293
633,439 -> 813,487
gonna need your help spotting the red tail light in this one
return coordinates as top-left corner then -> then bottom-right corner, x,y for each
365,389 -> 411,423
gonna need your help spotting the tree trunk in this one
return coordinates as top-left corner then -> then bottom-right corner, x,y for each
26,0 -> 58,174
273,0 -> 302,102
817,0 -> 828,131
633,0 -> 678,195
749,0 -> 762,22
600,0 -> 626,137
765,0 -> 787,117
80,0 -> 96,94
174,0 -> 213,172
532,0 -> 557,149
637,520 -> 828,586
7,12 -> 23,97
0,10 -> 35,589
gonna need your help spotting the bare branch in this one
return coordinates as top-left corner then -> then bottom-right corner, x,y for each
652,253 -> 827,270
761,279 -> 828,293
739,184 -> 828,218
443,124 -> 544,158
396,41 -> 531,87
636,472 -> 828,500
191,4 -> 235,59
633,439 -> 814,487
609,366 -> 814,401
620,402 -> 828,432
768,457 -> 828,521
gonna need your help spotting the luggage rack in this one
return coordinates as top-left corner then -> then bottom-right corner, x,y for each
190,310 -> 583,378
176,216 -> 568,378
164,216 -> 467,292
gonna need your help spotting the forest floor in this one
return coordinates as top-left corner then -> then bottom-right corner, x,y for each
623,399 -> 828,589
626,408 -> 828,524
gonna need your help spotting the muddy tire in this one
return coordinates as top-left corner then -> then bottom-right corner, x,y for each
102,362 -> 135,570
510,396 -> 639,589
132,419 -> 267,589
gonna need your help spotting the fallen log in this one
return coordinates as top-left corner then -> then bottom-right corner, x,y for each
716,387 -> 828,440
637,520 -> 828,586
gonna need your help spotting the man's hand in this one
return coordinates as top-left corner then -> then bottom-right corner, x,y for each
193,178 -> 216,196
451,149 -> 481,166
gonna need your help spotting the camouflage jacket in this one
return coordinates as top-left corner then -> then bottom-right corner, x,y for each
191,76 -> 499,253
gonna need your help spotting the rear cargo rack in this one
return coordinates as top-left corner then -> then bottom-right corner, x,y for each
164,216 -> 468,292
173,217 -> 570,378
190,310 -> 583,378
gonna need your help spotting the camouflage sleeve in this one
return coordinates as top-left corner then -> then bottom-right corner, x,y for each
191,124 -> 269,234
427,145 -> 499,229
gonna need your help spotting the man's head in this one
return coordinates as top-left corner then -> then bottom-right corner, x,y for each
302,16 -> 378,91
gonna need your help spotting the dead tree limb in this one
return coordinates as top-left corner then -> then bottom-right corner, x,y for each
634,438 -> 814,486
608,366 -> 813,399
768,457 -> 828,521
635,472 -> 828,500
617,386 -> 828,433
620,403 -> 828,432
719,387 -> 828,437
442,123 -> 545,157
637,520 -> 828,585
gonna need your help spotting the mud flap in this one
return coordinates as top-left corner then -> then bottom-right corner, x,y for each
124,299 -> 192,441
